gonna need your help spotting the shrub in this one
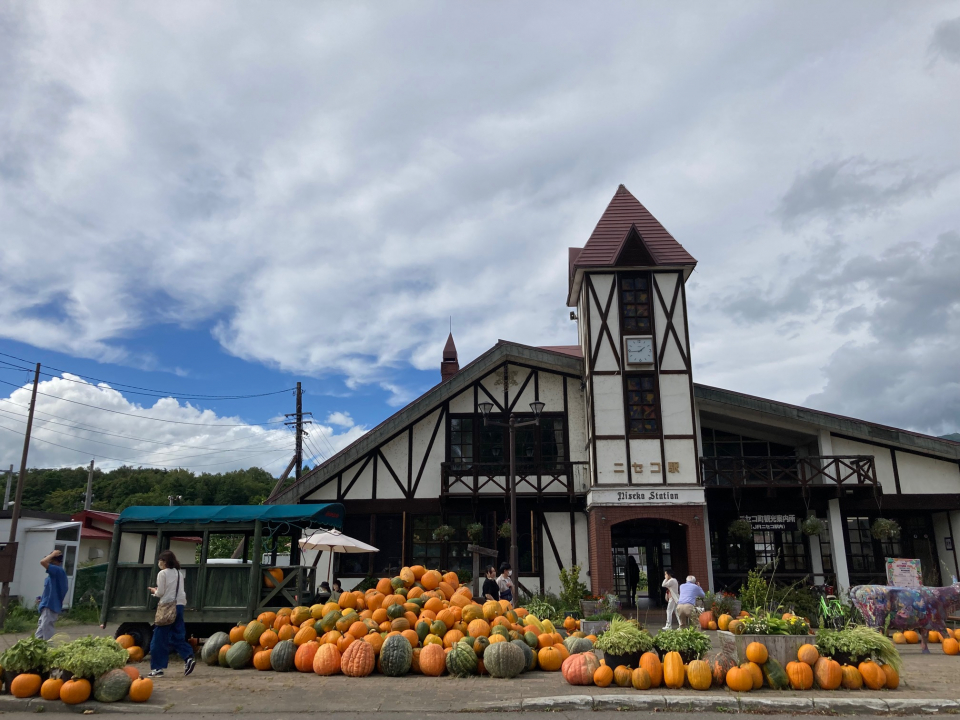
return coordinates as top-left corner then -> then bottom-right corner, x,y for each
594,616 -> 654,656
558,565 -> 589,612
653,627 -> 711,662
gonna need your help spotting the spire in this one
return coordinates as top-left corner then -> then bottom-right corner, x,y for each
441,332 -> 459,381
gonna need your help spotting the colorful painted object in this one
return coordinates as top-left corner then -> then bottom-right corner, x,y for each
850,583 -> 960,653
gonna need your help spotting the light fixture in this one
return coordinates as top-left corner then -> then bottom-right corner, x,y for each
570,311 -> 577,321
478,402 -> 493,417
529,401 -> 545,418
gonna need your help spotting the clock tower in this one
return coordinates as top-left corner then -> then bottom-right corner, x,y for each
567,184 -> 710,592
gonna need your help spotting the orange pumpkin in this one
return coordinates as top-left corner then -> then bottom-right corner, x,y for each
927,631 -> 943,644
363,632 -> 385,654
443,629 -> 464,648
663,651 -> 685,689
613,664 -> 632,687
563,616 -> 577,633
726,666 -> 753,693
60,678 -> 92,705
420,643 -> 446,676
341,637 -> 376,676
699,610 -> 714,629
40,678 -> 64,701
904,630 -> 920,644
717,614 -> 733,631
263,567 -> 284,588
943,637 -> 960,655
639,651 -> 662,687
401,629 -> 420,647
127,646 -> 144,663
121,665 -> 140,681
741,661 -> 763,690
786,660 -> 813,690
687,659 -> 713,691
313,643 -> 342,675
840,665 -> 863,690
278,624 -> 297,642
294,625 -> 318,645
797,643 -> 819,665
294,641 -> 320,672
892,632 -> 906,644
631,666 -> 652,690
858,661 -> 885,690
10,674 -> 42,698
129,677 -> 153,703
708,621 -> 718,631
538,646 -> 563,671
594,662 -> 614,687
468,619 -> 491,638
258,611 -> 278,627
336,634 -> 356,653
745,642 -> 768,664
230,624 -> 246,644
116,634 -> 135,649
813,657 -> 842,690
253,649 -> 273,670
882,664 -> 900,690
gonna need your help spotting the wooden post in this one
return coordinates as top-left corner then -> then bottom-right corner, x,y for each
196,531 -> 210,612
247,521 -> 263,617
84,460 -> 95,510
100,523 -> 123,627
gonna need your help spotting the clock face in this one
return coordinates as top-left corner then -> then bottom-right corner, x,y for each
626,337 -> 654,365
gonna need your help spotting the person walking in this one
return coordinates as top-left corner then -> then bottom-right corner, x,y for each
496,563 -> 514,604
625,556 -> 640,608
481,565 -> 500,602
146,550 -> 196,678
35,549 -> 69,640
661,569 -> 680,630
676,575 -> 705,628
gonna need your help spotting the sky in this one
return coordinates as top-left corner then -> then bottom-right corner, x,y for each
1,2 -> 959,474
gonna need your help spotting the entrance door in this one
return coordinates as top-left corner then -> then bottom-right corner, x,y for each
611,519 -> 687,608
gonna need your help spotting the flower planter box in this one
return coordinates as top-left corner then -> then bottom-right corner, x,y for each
717,631 -> 811,668
601,650 -> 642,668
581,620 -> 610,636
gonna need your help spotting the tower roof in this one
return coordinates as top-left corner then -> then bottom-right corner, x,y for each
442,332 -> 458,361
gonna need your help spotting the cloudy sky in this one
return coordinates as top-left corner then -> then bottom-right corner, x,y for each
1,2 -> 958,473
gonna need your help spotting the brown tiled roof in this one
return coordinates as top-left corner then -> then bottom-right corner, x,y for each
538,345 -> 583,358
575,185 -> 696,268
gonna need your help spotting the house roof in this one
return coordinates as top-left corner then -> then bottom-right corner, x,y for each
538,345 -> 583,358
70,510 -> 204,543
117,504 -> 345,529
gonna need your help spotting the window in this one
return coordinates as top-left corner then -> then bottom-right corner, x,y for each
846,517 -> 875,573
374,515 -> 403,576
56,527 -> 79,542
467,415 -> 567,469
779,530 -> 808,571
338,516 -> 371,575
450,418 -> 473,466
620,276 -> 651,334
626,376 -> 659,435
479,425 -> 505,466
540,417 -> 566,471
444,515 -> 474,572
411,515 -> 442,568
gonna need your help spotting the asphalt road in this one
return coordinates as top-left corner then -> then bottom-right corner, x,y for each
0,714 -> 907,719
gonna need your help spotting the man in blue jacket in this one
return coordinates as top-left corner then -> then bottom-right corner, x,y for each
35,549 -> 69,640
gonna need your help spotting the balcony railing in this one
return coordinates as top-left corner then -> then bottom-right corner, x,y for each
700,455 -> 877,488
440,461 -> 586,499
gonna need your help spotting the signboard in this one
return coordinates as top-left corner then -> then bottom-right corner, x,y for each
886,558 -> 922,588
586,487 -> 705,508
741,514 -> 796,531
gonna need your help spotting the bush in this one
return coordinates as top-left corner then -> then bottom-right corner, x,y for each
1,600 -> 38,635
558,565 -> 589,612
49,635 -> 129,680
815,627 -> 901,672
653,627 -> 711,662
594,616 -> 653,655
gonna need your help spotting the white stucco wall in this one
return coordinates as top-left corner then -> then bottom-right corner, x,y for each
894,451 -> 960,494
830,437 -> 896,491
595,439 -> 628,484
659,374 -> 693,436
663,438 -> 699,484
629,439 -> 663,484
592,376 -> 625,436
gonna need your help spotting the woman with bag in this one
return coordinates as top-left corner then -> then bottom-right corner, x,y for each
146,550 -> 196,678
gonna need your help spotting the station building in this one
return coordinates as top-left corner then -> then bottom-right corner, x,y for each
271,185 -> 960,604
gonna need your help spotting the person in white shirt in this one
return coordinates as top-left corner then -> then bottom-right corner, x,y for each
661,569 -> 680,630
496,563 -> 514,604
146,550 -> 196,678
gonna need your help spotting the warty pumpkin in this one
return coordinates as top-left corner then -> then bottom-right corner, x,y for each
687,659 -> 713,691
59,678 -> 92,705
639,651 -> 663,687
128,677 -> 153,703
593,662 -> 614,687
745,641 -> 768,664
663,651 -> 685,689
786,660 -> 813,690
312,643 -> 342,675
840,664 -> 863,690
857,660 -> 885,690
631,666 -> 652,690
725,666 -> 753,693
797,643 -> 819,666
40,677 -> 64,701
419,643 -> 446,676
741,661 -> 763,690
711,654 -> 737,687
445,642 -> 479,677
813,657 -> 841,690
380,634 -> 413,676
882,664 -> 900,689
93,669 -> 132,703
341,638 -> 376,677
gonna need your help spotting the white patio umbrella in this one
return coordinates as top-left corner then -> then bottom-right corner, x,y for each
299,529 -> 379,583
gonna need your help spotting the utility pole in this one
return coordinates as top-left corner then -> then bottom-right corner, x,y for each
84,460 -> 95,511
0,363 -> 41,627
3,465 -> 12,511
285,383 -> 311,483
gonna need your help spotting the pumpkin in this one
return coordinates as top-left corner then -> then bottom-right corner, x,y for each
594,662 -> 614,687
380,634 -> 413,676
294,641 -> 320,672
631,666 -> 652,690
639,651 -> 663,687
446,642 -> 479,677
253,649 -> 273,670
443,629 -> 464,648
761,658 -> 789,690
229,624 -> 246,643
882,664 -> 900,689
347,621 -> 368,639
797,643 -> 819,666
484,640 -> 526,678
741,661 -> 763,690
242,620 -> 266,645
467,619 -> 491,638
336,634 -> 355,653
60,679 -> 92,705
226,641 -> 254,669
928,631 -> 943,644
471,636 -> 490,657
728,619 -> 743,635
563,636 -> 593,655
320,610 -> 342,632
943,638 -> 960,655
310,643 -> 340,675
840,664 -> 863,690
717,614 -> 733,631
116,634 -> 135,649
462,604 -> 484,624
264,567 -> 284,588
270,640 -> 297,672
858,660 -> 885,690
336,611 -> 360,633
698,610 -> 714,629
219,644 -> 231,667
127,646 -> 144,663
707,621 -> 718,631
711,654 -> 737,687
294,626 -> 318,645
93,669 -> 132,703
904,630 -> 920,644
129,677 -> 153,703
512,639 -> 536,672
892,632 -> 906,644
201,631 -> 231,665
687,659 -> 712,690
40,677 -> 64,701
813,657 -> 841,690
745,641 -> 768,664
259,630 -> 279,649
538,646 -> 563,672
663,651 -> 685,689
341,638 -> 376,677
614,664 -> 633,687
278,625 -> 297,642
786,661 -> 813,690
420,643 -> 446,676
726,666 -> 753,693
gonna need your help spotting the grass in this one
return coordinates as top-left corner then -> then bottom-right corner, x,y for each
0,598 -> 101,634
0,601 -> 39,634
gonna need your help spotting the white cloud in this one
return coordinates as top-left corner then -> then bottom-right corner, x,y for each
324,411 -> 354,429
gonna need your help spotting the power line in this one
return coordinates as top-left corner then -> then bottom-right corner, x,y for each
315,424 -> 339,457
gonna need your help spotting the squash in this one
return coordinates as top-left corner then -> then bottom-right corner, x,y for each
93,669 -> 132,703
537,646 -> 563,672
761,658 -> 789,690
263,567 -> 284,588
699,610 -> 714,629
663,651 -> 685,689
484,640 -> 526,678
320,610 -> 342,633
116,634 -> 135,649
127,646 -> 144,663
892,632 -> 906,644
858,660 -> 885,690
928,631 -> 943,644
728,619 -> 743,635
797,643 -> 819,665
253,649 -> 273,670
229,624 -> 246,643
226,641 -> 254,669
593,662 -> 614,687
711,654 -> 737,687
904,630 -> 920,644
840,664 -> 863,690
561,650 -> 599,685
446,642 -> 479,677
380,634 -> 413,676
40,677 -> 64,701
243,620 -> 267,646
786,660 -> 813,690
420,643 -> 446,676
717,614 -> 733,631
745,641 -> 768,664
129,677 -> 153,703
631,666 -> 652,690
741,661 -> 763,690
60,678 -> 92,705
468,619 -> 491,638
639,651 -> 663,687
614,664 -> 633,687
943,637 -> 960,655
563,636 -> 593,655
270,640 -> 297,672
294,641 -> 320,672
687,659 -> 712,690
882,664 -> 900,689
341,638 -> 375,677
294,626 -> 318,646
726,666 -> 753,693
260,630 -> 279,649
813,657 -> 841,690
311,643 -> 341,675
201,632 -> 231,665
512,639 -> 536,672
219,644 -> 231,667
443,629 -> 464,648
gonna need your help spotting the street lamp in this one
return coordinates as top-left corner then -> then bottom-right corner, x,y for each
477,400 -> 545,595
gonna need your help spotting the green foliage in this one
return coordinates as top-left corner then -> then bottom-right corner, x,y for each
0,600 -> 39,634
62,597 -> 101,625
653,627 -> 712,660
584,612 -> 618,622
593,615 -> 653,655
739,613 -> 809,635
522,594 -> 558,622
815,626 -> 902,672
49,635 -> 129,680
738,568 -> 769,612
466,522 -> 484,542
0,636 -> 51,672
558,565 -> 589,611
455,568 -> 472,585
352,576 -> 379,592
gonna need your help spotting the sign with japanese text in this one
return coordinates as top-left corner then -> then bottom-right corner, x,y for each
740,514 -> 797,531
886,558 -> 922,588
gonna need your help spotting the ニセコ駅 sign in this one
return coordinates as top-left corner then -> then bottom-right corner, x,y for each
586,486 -> 705,508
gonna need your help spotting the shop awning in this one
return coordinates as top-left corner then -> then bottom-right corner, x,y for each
115,504 -> 344,529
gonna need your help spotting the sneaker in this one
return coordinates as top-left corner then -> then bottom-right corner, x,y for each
183,657 -> 196,677
147,669 -> 164,678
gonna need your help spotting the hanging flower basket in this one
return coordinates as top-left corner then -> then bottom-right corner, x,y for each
728,519 -> 754,541
432,524 -> 456,542
498,521 -> 512,539
801,516 -> 826,536
466,522 -> 484,543
871,518 -> 901,542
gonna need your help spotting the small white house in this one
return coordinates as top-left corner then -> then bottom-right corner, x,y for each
0,510 -> 82,610
71,510 -> 201,566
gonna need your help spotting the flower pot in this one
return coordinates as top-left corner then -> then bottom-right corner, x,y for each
563,610 -> 580,619
581,620 -> 609,636
602,650 -> 642,668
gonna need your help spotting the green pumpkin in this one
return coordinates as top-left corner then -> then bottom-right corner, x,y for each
762,658 -> 789,690
93,669 -> 132,703
319,609 -> 342,632
511,639 -> 536,672
445,642 -> 478,677
430,620 -> 447,636
226,640 -> 254,669
379,634 -> 413,677
391,576 -> 405,589
395,587 -> 408,598
386,603 -> 405,620
484,640 -> 526,678
415,621 -> 432,643
270,640 -> 297,672
408,596 -> 426,607
473,636 -> 490,657
523,631 -> 539,648
563,636 -> 593,654
242,620 -> 266,646
201,632 -> 231,666
490,624 -> 509,638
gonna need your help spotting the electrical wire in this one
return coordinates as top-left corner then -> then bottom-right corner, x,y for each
315,424 -> 339,457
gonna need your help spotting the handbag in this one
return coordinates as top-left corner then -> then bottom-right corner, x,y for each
154,572 -> 180,627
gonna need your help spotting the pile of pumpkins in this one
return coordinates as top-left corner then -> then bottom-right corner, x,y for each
698,609 -> 751,633
197,566 -> 597,679
893,629 -> 960,655
561,641 -> 900,693
9,667 -> 153,705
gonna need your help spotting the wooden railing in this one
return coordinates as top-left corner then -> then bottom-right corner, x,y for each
440,461 -> 586,499
700,455 -> 877,488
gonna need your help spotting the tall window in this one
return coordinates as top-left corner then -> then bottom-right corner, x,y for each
450,418 -> 473,466
620,276 -> 652,334
626,376 -> 659,435
846,517 -> 875,573
457,415 -> 567,469
373,514 -> 403,576
338,516 -> 371,575
411,515 -> 442,568
540,417 -> 566,471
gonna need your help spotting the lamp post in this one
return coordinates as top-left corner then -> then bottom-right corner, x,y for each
477,400 -> 545,597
